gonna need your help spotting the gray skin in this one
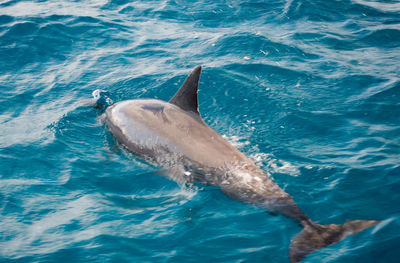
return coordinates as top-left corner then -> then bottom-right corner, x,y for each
103,66 -> 379,262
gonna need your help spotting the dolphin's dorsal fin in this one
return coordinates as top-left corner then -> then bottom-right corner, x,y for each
169,65 -> 202,117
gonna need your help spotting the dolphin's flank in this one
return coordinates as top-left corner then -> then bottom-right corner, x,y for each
103,66 -> 379,262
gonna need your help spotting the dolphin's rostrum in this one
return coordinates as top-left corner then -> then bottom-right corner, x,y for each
104,66 -> 379,262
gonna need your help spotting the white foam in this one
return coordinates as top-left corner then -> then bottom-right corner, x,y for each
222,134 -> 250,149
250,153 -> 300,177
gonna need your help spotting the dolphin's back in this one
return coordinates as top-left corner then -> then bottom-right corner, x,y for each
105,98 -> 297,207
105,99 -> 247,169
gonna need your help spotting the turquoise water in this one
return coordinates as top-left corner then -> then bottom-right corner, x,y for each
1,0 -> 399,262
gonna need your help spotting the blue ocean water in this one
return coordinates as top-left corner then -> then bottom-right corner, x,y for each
1,0 -> 399,262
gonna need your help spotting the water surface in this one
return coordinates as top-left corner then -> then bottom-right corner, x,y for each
1,0 -> 399,262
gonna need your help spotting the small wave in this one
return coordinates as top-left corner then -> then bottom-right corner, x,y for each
0,0 -> 107,18
361,28 -> 400,48
0,195 -> 99,258
353,0 -> 400,13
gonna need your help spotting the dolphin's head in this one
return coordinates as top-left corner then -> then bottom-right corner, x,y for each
92,89 -> 114,111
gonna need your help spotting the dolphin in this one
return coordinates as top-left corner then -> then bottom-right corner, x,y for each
103,66 -> 379,262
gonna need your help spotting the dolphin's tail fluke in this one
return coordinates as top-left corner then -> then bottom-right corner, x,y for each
289,220 -> 379,263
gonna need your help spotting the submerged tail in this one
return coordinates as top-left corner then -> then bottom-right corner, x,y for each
289,220 -> 379,262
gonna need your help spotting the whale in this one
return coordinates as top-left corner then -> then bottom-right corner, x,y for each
103,66 -> 379,262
